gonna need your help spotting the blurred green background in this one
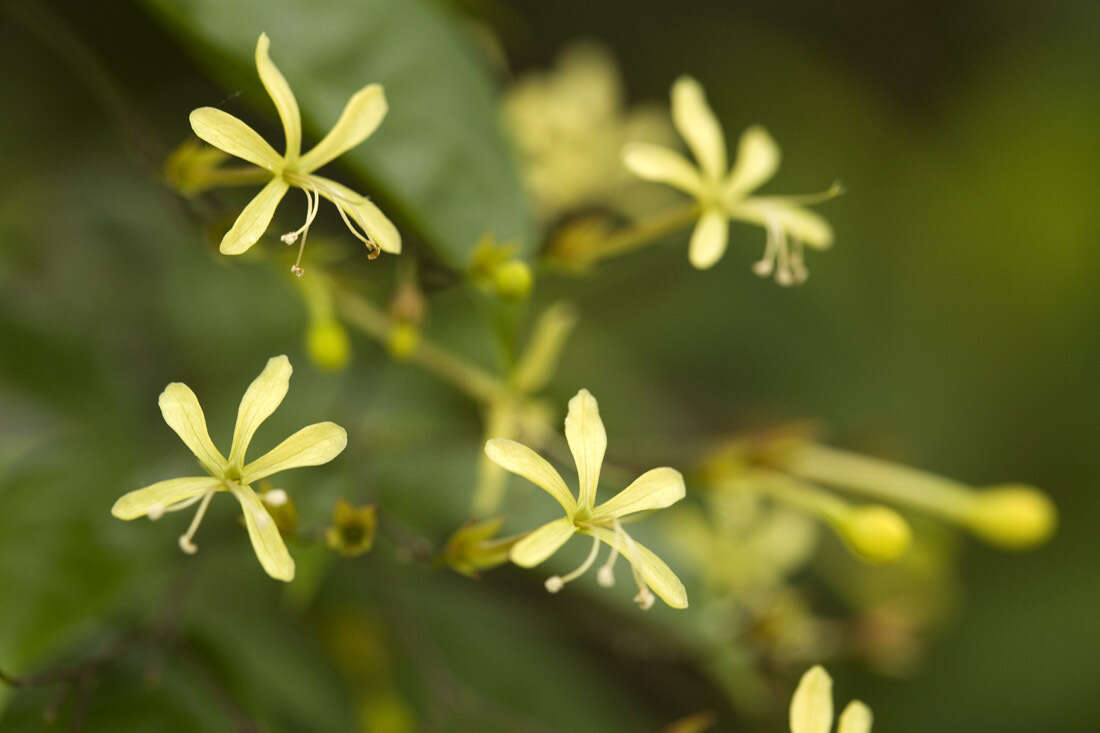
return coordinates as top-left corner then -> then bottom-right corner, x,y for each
1,0 -> 1097,730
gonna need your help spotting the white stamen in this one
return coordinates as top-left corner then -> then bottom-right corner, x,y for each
177,490 -> 214,555
543,534 -> 601,595
597,565 -> 615,587
545,576 -> 564,593
633,588 -> 655,610
262,489 -> 288,507
147,504 -> 165,521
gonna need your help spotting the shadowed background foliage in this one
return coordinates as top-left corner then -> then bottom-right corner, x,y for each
0,0 -> 1097,730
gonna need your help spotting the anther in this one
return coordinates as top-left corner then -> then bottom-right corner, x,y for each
633,587 -> 655,610
263,489 -> 288,506
545,576 -> 565,593
147,504 -> 165,521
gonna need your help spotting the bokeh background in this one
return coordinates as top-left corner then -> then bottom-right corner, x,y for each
1,0 -> 1097,730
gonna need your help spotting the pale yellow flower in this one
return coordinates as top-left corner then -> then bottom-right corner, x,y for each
790,665 -> 873,733
111,356 -> 347,582
623,76 -> 839,281
189,33 -> 400,272
485,389 -> 688,609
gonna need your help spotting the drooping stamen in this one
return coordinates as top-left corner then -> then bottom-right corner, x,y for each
544,533 -> 601,594
262,489 -> 288,507
597,519 -> 626,587
753,219 -> 801,286
619,526 -> 656,610
178,490 -> 215,555
752,219 -> 781,277
790,239 -> 808,283
151,493 -> 209,521
285,186 -> 320,277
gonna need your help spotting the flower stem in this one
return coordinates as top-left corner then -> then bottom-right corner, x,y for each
336,289 -> 507,404
561,203 -> 702,267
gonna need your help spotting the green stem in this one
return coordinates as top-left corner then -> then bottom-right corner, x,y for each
780,443 -> 975,521
571,203 -> 702,266
336,289 -> 507,404
745,469 -> 849,525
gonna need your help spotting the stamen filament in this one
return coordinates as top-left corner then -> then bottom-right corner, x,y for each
178,490 -> 215,555
597,520 -> 625,587
545,533 -> 601,593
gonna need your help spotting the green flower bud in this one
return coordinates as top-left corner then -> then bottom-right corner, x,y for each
307,319 -> 351,371
492,260 -> 533,301
966,485 -> 1057,549
325,499 -> 377,557
386,322 -> 421,361
839,506 -> 911,564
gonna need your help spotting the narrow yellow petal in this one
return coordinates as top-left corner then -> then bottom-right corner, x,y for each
621,142 -> 706,197
228,355 -> 292,468
587,527 -> 688,609
255,33 -> 302,161
310,175 -> 401,254
510,517 -> 576,567
300,84 -> 387,173
730,198 -> 834,249
219,177 -> 289,255
229,483 -> 294,581
189,107 -> 282,172
838,701 -> 873,733
790,666 -> 834,733
564,389 -> 606,510
591,467 -> 685,521
671,76 -> 727,181
158,383 -> 226,475
688,209 -> 729,269
724,125 -> 780,198
484,438 -> 577,515
242,422 -> 347,483
512,302 -> 578,394
111,477 -> 222,520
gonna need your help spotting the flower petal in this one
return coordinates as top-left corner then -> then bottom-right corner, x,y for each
310,175 -> 401,254
591,467 -> 685,521
587,526 -> 688,609
300,84 -> 387,173
229,483 -> 294,581
512,302 -> 578,393
189,107 -> 282,172
158,383 -> 226,476
219,177 -> 289,255
790,666 -> 834,733
729,198 -> 834,249
510,517 -> 576,567
111,477 -> 222,520
564,389 -> 606,510
838,701 -> 873,733
724,125 -> 780,198
671,76 -> 726,181
485,438 -> 576,515
621,142 -> 706,197
255,33 -> 301,161
688,209 -> 729,269
242,422 -> 347,483
228,355 -> 292,467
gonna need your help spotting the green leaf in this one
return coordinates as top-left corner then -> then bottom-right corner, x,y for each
140,0 -> 535,268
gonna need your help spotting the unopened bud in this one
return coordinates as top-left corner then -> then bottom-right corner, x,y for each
307,319 -> 351,371
840,506 -> 911,564
387,322 -> 421,361
966,485 -> 1056,549
492,260 -> 533,302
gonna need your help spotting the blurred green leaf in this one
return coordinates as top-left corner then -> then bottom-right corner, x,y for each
141,0 -> 535,267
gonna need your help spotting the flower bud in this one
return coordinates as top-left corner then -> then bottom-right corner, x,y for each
443,517 -> 516,578
386,322 -> 421,361
966,485 -> 1056,549
325,499 -> 377,557
492,260 -> 533,301
307,319 -> 351,371
839,506 -> 911,564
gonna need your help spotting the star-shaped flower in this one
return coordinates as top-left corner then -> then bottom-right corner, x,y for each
790,665 -> 873,733
623,76 -> 839,282
189,33 -> 400,273
111,355 -> 347,581
485,389 -> 688,609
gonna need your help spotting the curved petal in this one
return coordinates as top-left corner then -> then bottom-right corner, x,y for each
564,389 -> 606,510
189,107 -> 282,172
724,125 -> 780,198
228,355 -> 292,467
219,177 -> 289,255
729,198 -> 834,249
485,439 -> 576,515
621,143 -> 706,197
510,517 -> 575,567
158,383 -> 226,475
671,76 -> 726,181
111,477 -> 222,520
838,701 -> 873,733
229,483 -> 294,581
591,467 -> 685,521
242,421 -> 347,483
256,33 -> 301,161
790,666 -> 833,733
310,175 -> 401,254
688,209 -> 729,269
300,84 -> 387,173
512,302 -> 578,394
587,527 -> 688,609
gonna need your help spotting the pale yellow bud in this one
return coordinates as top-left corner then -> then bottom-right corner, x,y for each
306,319 -> 351,371
839,506 -> 911,564
966,485 -> 1056,549
386,322 -> 421,361
492,260 -> 533,301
